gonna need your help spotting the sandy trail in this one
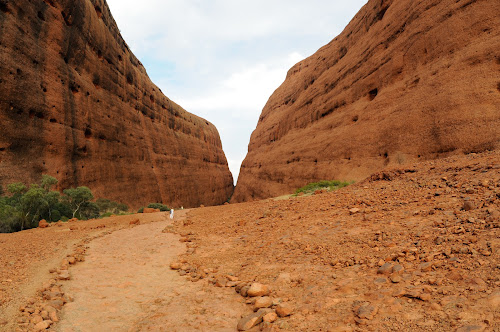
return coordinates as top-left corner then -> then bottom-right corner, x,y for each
57,211 -> 247,332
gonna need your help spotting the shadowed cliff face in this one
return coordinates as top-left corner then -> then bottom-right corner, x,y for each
0,0 -> 233,208
233,0 -> 500,202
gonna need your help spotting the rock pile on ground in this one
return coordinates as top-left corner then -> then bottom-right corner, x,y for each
1,150 -> 498,331
176,150 -> 500,331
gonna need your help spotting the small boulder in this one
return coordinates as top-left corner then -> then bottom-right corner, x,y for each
254,296 -> 273,311
237,309 -> 268,331
34,320 -> 52,331
169,262 -> 182,270
247,283 -> 270,297
456,325 -> 486,332
58,271 -> 70,281
38,220 -> 49,229
263,311 -> 278,323
377,263 -> 393,275
276,303 -> 293,317
240,285 -> 251,297
49,311 -> 59,322
419,262 -> 433,272
349,208 -> 360,215
356,303 -> 378,320
463,200 -> 475,211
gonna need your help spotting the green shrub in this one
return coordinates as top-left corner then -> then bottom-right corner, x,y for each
294,180 -> 352,195
100,212 -> 114,218
138,203 -> 169,213
0,175 -> 129,233
96,198 -> 129,215
146,203 -> 169,211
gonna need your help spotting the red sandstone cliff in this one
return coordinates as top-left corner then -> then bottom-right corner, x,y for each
233,0 -> 500,202
0,0 -> 233,208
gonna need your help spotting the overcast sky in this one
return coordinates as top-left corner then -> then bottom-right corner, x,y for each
106,0 -> 368,183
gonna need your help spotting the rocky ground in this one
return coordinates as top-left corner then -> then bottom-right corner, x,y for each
0,150 -> 499,331
173,150 -> 499,331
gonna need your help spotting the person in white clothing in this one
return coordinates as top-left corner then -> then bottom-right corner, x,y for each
170,208 -> 174,220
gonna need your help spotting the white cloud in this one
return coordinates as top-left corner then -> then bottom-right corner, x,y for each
178,52 -> 304,115
106,0 -> 369,183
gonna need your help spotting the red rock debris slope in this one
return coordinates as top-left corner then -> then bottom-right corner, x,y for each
0,0 -> 233,208
233,0 -> 500,202
176,150 -> 500,331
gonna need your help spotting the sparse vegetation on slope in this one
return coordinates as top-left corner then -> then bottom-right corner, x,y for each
138,203 -> 170,213
294,180 -> 352,195
0,175 -> 129,233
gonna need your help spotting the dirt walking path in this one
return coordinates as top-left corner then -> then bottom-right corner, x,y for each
56,211 -> 247,332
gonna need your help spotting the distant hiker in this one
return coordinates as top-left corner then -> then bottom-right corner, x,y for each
170,208 -> 174,220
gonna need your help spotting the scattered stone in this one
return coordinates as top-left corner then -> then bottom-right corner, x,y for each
254,296 -> 273,311
419,293 -> 431,301
226,275 -> 239,282
390,275 -> 402,283
434,236 -> 444,245
58,271 -> 70,280
215,277 -> 227,287
374,277 -> 388,284
276,303 -> 293,317
31,315 -> 43,324
349,208 -> 360,215
456,325 -> 486,332
356,303 -> 378,320
38,220 -> 49,228
247,283 -> 270,297
420,262 -> 433,272
263,311 -> 278,323
129,219 -> 140,225
48,299 -> 64,310
169,262 -> 182,270
240,286 -> 251,297
49,311 -> 58,322
34,320 -> 52,330
392,264 -> 404,274
43,305 -> 56,313
463,200 -> 475,211
430,303 -> 442,311
237,309 -> 269,331
377,263 -> 393,275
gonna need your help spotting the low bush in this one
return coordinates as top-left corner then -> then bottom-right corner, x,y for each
294,180 -> 352,195
138,203 -> 169,213
0,175 -> 129,233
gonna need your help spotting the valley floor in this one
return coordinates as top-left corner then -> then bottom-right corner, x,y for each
0,150 -> 499,331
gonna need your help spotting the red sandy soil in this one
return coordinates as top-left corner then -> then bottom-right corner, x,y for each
1,150 -> 499,331
175,150 -> 499,331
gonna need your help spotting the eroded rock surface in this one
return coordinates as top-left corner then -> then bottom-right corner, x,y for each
0,0 -> 233,208
233,0 -> 500,202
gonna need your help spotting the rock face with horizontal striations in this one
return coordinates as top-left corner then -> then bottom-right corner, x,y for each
232,0 -> 500,202
0,0 -> 233,208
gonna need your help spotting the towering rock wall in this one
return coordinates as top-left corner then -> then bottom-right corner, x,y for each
233,0 -> 500,202
0,0 -> 233,208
